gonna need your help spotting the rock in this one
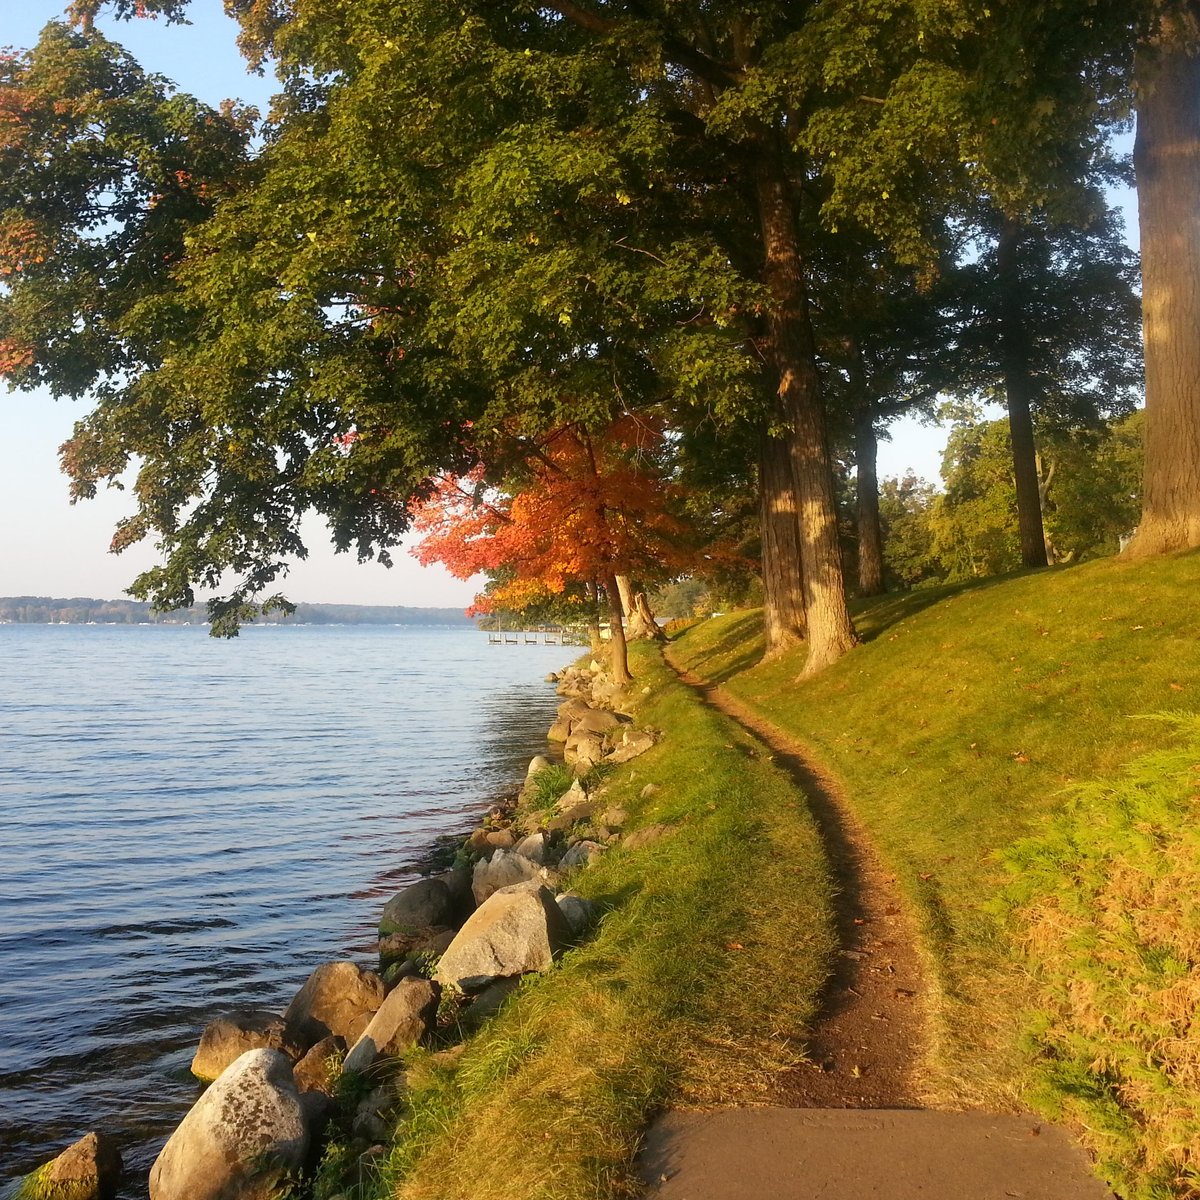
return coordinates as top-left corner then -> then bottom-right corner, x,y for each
640,783 -> 659,799
555,778 -> 588,811
560,840 -> 606,869
513,832 -> 547,864
379,878 -> 455,936
419,927 -> 457,956
190,1009 -> 293,1083
379,924 -> 456,968
458,977 -> 522,1033
591,680 -> 624,706
545,801 -> 597,833
547,717 -> 573,742
623,823 -> 674,851
434,866 -> 475,920
565,733 -> 606,770
556,893 -> 599,938
344,978 -> 440,1074
292,1035 -> 345,1095
556,697 -> 592,720
467,828 -> 492,853
544,672 -> 559,683
352,1084 -> 397,1143
282,961 -> 386,1051
148,1050 -> 308,1200
527,754 -> 552,776
607,729 -> 656,764
600,806 -> 628,828
570,709 -> 620,735
435,882 -> 571,992
484,828 -> 516,849
18,1132 -> 123,1200
382,959 -> 421,988
472,848 -> 543,905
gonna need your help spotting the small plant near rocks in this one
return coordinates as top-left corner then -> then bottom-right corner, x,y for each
435,982 -> 466,1028
524,764 -> 574,813
412,950 -> 442,980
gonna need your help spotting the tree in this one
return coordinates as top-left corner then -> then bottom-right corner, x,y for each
410,420 -> 691,684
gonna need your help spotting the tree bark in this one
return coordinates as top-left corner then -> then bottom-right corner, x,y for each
997,217 -> 1049,569
759,428 -> 806,657
602,572 -> 632,684
851,343 -> 886,596
583,581 -> 603,656
755,150 -> 856,676
1123,17 -> 1200,558
615,574 -> 634,619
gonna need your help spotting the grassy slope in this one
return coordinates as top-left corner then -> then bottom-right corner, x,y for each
671,552 -> 1200,1115
372,642 -> 837,1200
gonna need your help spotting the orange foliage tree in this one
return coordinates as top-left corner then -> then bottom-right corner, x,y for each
412,419 -> 691,684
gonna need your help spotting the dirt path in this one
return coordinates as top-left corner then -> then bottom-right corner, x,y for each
664,650 -> 926,1108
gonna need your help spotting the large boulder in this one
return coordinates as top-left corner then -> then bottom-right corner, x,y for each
379,878 -> 455,936
282,961 -> 385,1051
435,882 -> 571,992
149,1050 -> 308,1200
567,733 -> 606,771
343,977 -> 440,1074
16,1132 -> 122,1200
547,717 -> 573,742
513,832 -> 547,864
191,1010 -> 293,1083
554,779 -> 589,812
379,925 -> 455,968
472,848 -> 543,906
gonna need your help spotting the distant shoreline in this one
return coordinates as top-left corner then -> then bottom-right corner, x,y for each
0,596 -> 474,627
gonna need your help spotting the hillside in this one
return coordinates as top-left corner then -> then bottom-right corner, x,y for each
671,550 -> 1200,1198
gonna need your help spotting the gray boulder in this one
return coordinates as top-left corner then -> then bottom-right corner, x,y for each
282,961 -> 385,1051
472,848 -> 542,906
458,977 -> 522,1033
547,717 -> 573,742
527,754 -> 552,776
380,878 -> 455,936
600,806 -> 629,828
556,893 -> 599,939
190,1009 -> 293,1083
513,832 -> 547,864
436,882 -> 571,992
379,925 -> 455,968
555,778 -> 589,812
148,1050 -> 308,1200
559,840 -> 606,870
343,977 -> 440,1074
16,1131 -> 122,1200
565,732 -> 605,769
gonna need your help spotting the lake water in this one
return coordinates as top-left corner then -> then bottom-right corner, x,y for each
0,624 -> 571,1197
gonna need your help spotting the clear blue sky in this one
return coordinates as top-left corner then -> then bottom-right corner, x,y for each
0,4 -> 1126,604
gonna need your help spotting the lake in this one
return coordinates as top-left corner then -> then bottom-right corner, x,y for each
0,624 -> 571,1197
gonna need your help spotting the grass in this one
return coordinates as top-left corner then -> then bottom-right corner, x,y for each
353,640 -> 838,1200
670,549 -> 1200,1196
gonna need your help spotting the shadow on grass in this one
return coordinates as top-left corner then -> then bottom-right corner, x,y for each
850,568 -> 1054,644
671,612 -> 764,684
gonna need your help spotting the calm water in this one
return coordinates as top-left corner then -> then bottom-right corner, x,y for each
0,624 -> 569,1196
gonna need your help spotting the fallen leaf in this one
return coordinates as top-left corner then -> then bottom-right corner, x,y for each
726,942 -> 744,951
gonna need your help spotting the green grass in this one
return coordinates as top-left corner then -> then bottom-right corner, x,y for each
671,550 -> 1200,1196
357,641 -> 839,1200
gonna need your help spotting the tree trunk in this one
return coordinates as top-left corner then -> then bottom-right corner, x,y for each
628,591 -> 666,641
615,574 -> 634,619
997,217 -> 1049,569
759,428 -> 806,657
584,581 -> 603,656
602,572 -> 632,684
755,150 -> 856,676
1123,18 -> 1200,558
851,343 -> 885,596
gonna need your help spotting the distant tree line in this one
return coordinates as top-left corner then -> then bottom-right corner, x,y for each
0,598 -> 474,627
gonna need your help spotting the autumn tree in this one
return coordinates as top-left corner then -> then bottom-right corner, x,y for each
411,420 -> 692,684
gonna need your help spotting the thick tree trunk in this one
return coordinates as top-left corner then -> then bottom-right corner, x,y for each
615,574 -> 634,619
851,344 -> 885,596
759,428 -> 806,657
1124,19 -> 1200,558
602,572 -> 632,684
997,217 -> 1049,569
615,574 -> 665,640
755,153 -> 856,676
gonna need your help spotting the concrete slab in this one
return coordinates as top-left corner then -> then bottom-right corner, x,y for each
639,1108 -> 1114,1199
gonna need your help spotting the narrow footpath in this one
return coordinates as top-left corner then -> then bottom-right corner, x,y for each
639,648 -> 1113,1200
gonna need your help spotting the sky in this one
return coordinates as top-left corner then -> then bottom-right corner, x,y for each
0,3 -> 1130,605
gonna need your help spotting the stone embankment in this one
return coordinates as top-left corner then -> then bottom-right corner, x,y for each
16,656 -> 657,1200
